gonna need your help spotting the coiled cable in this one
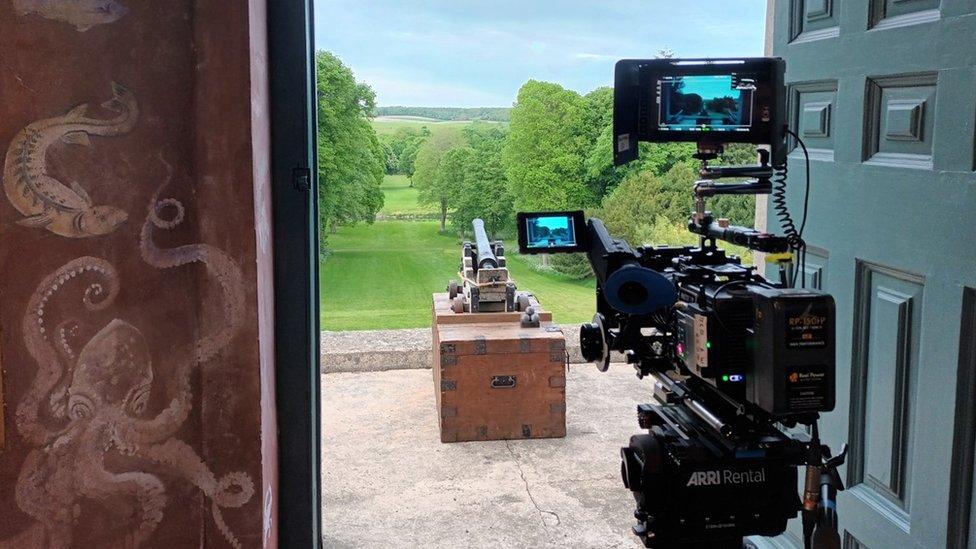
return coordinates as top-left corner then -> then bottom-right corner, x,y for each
773,129 -> 812,288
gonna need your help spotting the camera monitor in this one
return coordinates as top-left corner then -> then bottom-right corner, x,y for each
516,211 -> 587,255
613,57 -> 786,166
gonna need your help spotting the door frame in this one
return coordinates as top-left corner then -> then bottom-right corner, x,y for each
268,0 -> 321,546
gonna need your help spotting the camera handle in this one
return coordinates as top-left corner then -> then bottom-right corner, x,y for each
802,423 -> 849,549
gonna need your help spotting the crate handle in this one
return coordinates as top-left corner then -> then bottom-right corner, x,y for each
490,375 -> 517,389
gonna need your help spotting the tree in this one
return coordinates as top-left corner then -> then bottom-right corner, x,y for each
502,81 -> 594,211
398,126 -> 430,181
599,171 -> 670,244
413,127 -> 465,230
450,123 -> 513,238
315,51 -> 384,238
377,126 -> 430,180
378,134 -> 399,174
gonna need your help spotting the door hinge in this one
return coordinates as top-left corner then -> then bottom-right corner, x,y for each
293,167 -> 311,191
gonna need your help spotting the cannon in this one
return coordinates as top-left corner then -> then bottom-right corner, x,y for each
473,218 -> 498,269
447,218 -> 534,315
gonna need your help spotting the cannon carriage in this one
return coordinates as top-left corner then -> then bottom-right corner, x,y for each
447,219 -> 534,315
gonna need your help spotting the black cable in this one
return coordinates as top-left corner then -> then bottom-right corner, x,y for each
773,130 -> 812,288
786,128 -> 812,241
771,163 -> 801,287
787,129 -> 812,290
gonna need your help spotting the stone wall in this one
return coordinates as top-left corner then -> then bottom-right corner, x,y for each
0,1 -> 276,547
321,325 -> 625,373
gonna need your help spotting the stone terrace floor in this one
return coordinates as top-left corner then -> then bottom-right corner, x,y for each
321,365 -> 647,548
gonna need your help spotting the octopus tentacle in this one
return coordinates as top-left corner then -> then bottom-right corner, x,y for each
78,467 -> 166,548
132,438 -> 254,548
141,187 -> 244,362
13,447 -> 76,549
127,159 -> 245,445
48,319 -> 81,419
140,157 -> 245,364
17,257 -> 118,445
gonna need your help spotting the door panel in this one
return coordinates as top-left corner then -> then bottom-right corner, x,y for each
869,0 -> 942,29
790,82 -> 839,161
850,262 -> 923,526
772,1 -> 976,547
790,0 -> 842,41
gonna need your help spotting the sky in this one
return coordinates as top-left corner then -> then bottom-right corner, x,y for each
313,1 -> 768,108
677,75 -> 738,101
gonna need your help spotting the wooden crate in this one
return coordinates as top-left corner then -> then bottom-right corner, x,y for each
432,293 -> 567,443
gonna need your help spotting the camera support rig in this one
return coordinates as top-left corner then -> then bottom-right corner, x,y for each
520,154 -> 848,547
515,57 -> 847,548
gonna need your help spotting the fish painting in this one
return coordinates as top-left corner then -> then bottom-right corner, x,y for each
11,0 -> 128,31
3,82 -> 138,238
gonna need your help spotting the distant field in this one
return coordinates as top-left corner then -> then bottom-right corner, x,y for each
379,175 -> 438,217
320,221 -> 594,331
371,117 -> 503,136
375,115 -> 442,122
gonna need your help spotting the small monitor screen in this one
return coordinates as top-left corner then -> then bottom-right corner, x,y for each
525,215 -> 578,250
516,211 -> 586,254
657,74 -> 754,133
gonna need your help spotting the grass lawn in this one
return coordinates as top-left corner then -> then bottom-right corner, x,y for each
320,221 -> 594,331
378,175 -> 438,217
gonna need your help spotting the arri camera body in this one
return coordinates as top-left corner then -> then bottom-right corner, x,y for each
516,58 -> 846,549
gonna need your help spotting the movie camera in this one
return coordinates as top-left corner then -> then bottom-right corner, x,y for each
516,58 -> 847,549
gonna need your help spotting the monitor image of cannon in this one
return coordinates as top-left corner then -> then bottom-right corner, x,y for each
524,215 -> 579,249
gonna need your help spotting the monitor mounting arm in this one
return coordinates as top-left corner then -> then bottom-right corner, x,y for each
690,146 -> 789,254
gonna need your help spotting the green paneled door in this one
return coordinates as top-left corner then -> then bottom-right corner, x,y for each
767,1 -> 976,547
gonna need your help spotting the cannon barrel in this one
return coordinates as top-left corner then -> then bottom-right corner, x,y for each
473,218 -> 499,269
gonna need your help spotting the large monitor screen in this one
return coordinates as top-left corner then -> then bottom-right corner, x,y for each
516,211 -> 587,254
657,74 -> 755,133
613,58 -> 785,166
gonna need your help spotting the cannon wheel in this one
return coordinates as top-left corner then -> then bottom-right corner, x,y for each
505,284 -> 516,312
516,293 -> 531,312
452,295 -> 466,314
448,280 -> 459,299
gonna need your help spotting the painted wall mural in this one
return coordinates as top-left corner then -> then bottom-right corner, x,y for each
2,82 -> 138,238
11,0 -> 128,31
1,178 -> 255,548
1,0 -> 272,545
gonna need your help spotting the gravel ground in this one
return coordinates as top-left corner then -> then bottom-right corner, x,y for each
321,365 -> 648,549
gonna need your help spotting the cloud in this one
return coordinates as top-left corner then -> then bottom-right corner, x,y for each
314,0 -> 766,107
575,53 -> 618,61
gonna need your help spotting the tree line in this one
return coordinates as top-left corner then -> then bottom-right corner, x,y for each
317,51 -> 757,275
376,106 -> 511,122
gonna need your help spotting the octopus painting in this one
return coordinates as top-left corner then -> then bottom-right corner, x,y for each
2,175 -> 253,548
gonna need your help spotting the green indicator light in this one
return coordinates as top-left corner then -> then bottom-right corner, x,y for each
706,341 -> 712,349
722,375 -> 729,382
